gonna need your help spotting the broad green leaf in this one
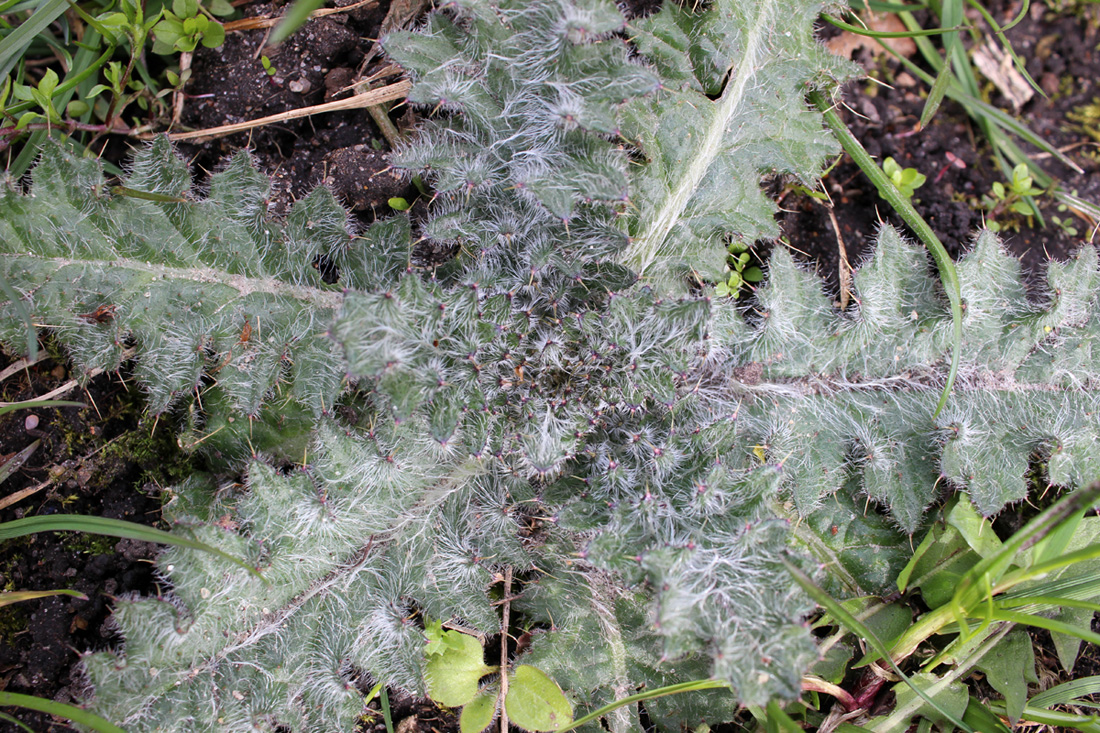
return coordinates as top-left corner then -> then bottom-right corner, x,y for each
972,628 -> 1037,722
0,588 -> 85,608
851,603 -> 912,667
944,499 -> 1002,559
903,522 -> 977,609
426,632 -> 495,708
460,684 -> 499,733
504,665 -> 573,732
1012,516 -> 1100,671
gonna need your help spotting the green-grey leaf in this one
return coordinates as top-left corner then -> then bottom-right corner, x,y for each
619,0 -> 855,289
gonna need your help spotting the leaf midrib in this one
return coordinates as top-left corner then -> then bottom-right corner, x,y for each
624,0 -> 771,276
0,253 -> 344,310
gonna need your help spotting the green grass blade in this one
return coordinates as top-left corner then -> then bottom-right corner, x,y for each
0,710 -> 36,733
381,685 -> 394,733
1055,189 -> 1100,220
987,701 -> 1100,733
895,10 -> 944,73
0,399 -> 84,418
0,515 -> 265,580
0,587 -> 85,608
876,40 -> 1081,173
765,700 -> 804,733
0,438 -> 38,484
1029,676 -> 1100,709
1007,541 -> 1100,585
810,90 -> 961,416
0,692 -> 126,733
920,61 -> 952,129
991,609 -> 1100,646
996,595 -> 1100,615
966,0 -> 1042,96
896,525 -> 939,593
985,0 -> 1030,32
783,557 -> 975,733
998,572 -> 1100,610
1031,503 -> 1087,565
268,0 -> 326,45
849,0 -> 928,10
554,679 -> 729,732
953,485 -> 1100,610
822,14 -> 963,36
0,0 -> 70,80
962,697 -> 1012,733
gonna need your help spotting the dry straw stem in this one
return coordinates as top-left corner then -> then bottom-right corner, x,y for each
222,0 -> 377,32
159,79 -> 411,141
0,480 -> 51,512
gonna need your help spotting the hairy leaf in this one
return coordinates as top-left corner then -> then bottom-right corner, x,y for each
1,0 -> 1099,730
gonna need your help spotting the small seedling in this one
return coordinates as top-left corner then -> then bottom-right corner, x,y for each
882,157 -> 926,199
165,68 -> 193,89
982,163 -> 1044,231
87,62 -> 148,115
260,56 -> 277,77
1052,210 -> 1080,238
152,0 -> 227,54
716,241 -> 763,297
424,620 -> 573,733
10,69 -> 63,128
388,197 -> 411,211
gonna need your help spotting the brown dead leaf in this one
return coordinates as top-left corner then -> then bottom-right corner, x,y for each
826,14 -> 918,62
972,38 -> 1034,111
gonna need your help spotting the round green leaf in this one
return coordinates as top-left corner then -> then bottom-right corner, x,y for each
66,100 -> 90,117
206,0 -> 235,16
201,21 -> 225,47
504,665 -> 573,732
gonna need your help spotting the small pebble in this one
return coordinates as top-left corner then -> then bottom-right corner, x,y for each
24,414 -> 39,431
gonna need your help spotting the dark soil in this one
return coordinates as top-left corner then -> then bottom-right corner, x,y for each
0,355 -> 171,732
3,0 -> 1100,730
782,1 -> 1100,296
